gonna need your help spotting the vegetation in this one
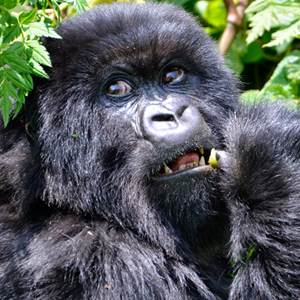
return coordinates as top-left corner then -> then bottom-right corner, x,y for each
0,0 -> 300,126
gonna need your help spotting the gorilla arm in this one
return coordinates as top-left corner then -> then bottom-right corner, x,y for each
221,101 -> 300,299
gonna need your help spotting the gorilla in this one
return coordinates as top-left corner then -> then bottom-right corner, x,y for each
1,3 -> 300,299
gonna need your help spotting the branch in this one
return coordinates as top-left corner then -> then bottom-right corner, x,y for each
219,0 -> 249,55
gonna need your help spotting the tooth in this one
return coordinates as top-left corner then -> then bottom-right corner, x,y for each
164,164 -> 173,173
179,161 -> 198,170
179,164 -> 187,170
199,147 -> 204,155
200,156 -> 205,166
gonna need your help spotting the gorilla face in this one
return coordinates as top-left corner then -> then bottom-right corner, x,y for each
19,5 -> 240,276
34,5 -> 239,220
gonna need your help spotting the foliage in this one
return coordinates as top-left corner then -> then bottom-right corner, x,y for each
245,0 -> 300,47
0,0 -> 88,127
186,0 -> 300,105
260,50 -> 300,100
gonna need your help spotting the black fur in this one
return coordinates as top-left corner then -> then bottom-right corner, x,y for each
1,3 -> 300,299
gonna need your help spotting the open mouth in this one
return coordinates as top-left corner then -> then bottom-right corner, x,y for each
155,148 -> 217,177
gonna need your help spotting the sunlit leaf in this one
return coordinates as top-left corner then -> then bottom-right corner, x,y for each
23,22 -> 61,38
18,9 -> 37,25
26,40 -> 51,66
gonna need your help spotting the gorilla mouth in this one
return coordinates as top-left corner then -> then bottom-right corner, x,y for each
156,148 -> 216,178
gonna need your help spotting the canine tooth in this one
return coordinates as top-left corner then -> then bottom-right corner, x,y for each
200,156 -> 205,166
199,147 -> 204,155
164,164 -> 173,174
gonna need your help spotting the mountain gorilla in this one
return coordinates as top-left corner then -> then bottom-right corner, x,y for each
1,3 -> 300,299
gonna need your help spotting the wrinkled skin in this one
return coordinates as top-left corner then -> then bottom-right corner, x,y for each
1,3 -> 300,300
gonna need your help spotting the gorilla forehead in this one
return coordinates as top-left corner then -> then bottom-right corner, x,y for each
49,3 -> 218,77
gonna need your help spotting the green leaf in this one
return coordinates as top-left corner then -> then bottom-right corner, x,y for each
246,6 -> 281,44
18,9 -> 37,25
5,76 -> 21,101
4,68 -> 33,90
7,41 -> 26,56
264,19 -> 300,47
13,100 -> 23,118
28,58 -> 49,78
240,90 -> 261,105
73,0 -> 89,13
0,9 -> 10,26
26,40 -> 51,66
51,0 -> 61,24
244,0 -> 269,13
23,22 -> 61,39
246,0 -> 300,14
1,50 -> 32,73
2,24 -> 21,44
0,0 -> 18,9
0,78 -> 17,127
245,0 -> 300,44
260,50 -> 300,99
17,88 -> 26,104
22,72 -> 34,90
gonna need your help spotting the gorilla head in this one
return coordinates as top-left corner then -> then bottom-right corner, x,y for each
28,3 -> 239,255
0,3 -> 249,299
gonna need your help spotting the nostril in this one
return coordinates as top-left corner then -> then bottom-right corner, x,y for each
152,114 -> 175,122
177,105 -> 188,118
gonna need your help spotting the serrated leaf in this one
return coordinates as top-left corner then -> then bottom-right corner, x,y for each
5,77 -> 21,101
264,19 -> 300,47
22,72 -> 34,90
4,68 -> 33,90
28,58 -> 49,78
73,0 -> 89,13
23,22 -> 61,39
18,9 -> 37,25
7,41 -> 25,56
246,0 -> 299,14
13,100 -> 23,119
0,9 -> 10,26
0,78 -> 16,127
245,0 -> 268,14
246,1 -> 300,44
1,50 -> 32,73
0,100 -> 10,127
2,24 -> 21,44
247,6 -> 281,44
17,88 -> 26,104
25,40 -> 51,66
261,50 -> 300,98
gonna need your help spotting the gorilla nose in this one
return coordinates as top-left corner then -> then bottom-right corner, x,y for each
141,97 -> 210,148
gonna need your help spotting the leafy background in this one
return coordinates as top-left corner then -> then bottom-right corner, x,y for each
0,0 -> 300,126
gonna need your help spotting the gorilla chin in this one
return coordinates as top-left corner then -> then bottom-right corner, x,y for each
1,2 -> 300,300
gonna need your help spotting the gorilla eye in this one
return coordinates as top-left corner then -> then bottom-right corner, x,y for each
162,68 -> 184,84
106,81 -> 132,95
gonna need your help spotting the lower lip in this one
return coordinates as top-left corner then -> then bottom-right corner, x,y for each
151,165 -> 213,184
